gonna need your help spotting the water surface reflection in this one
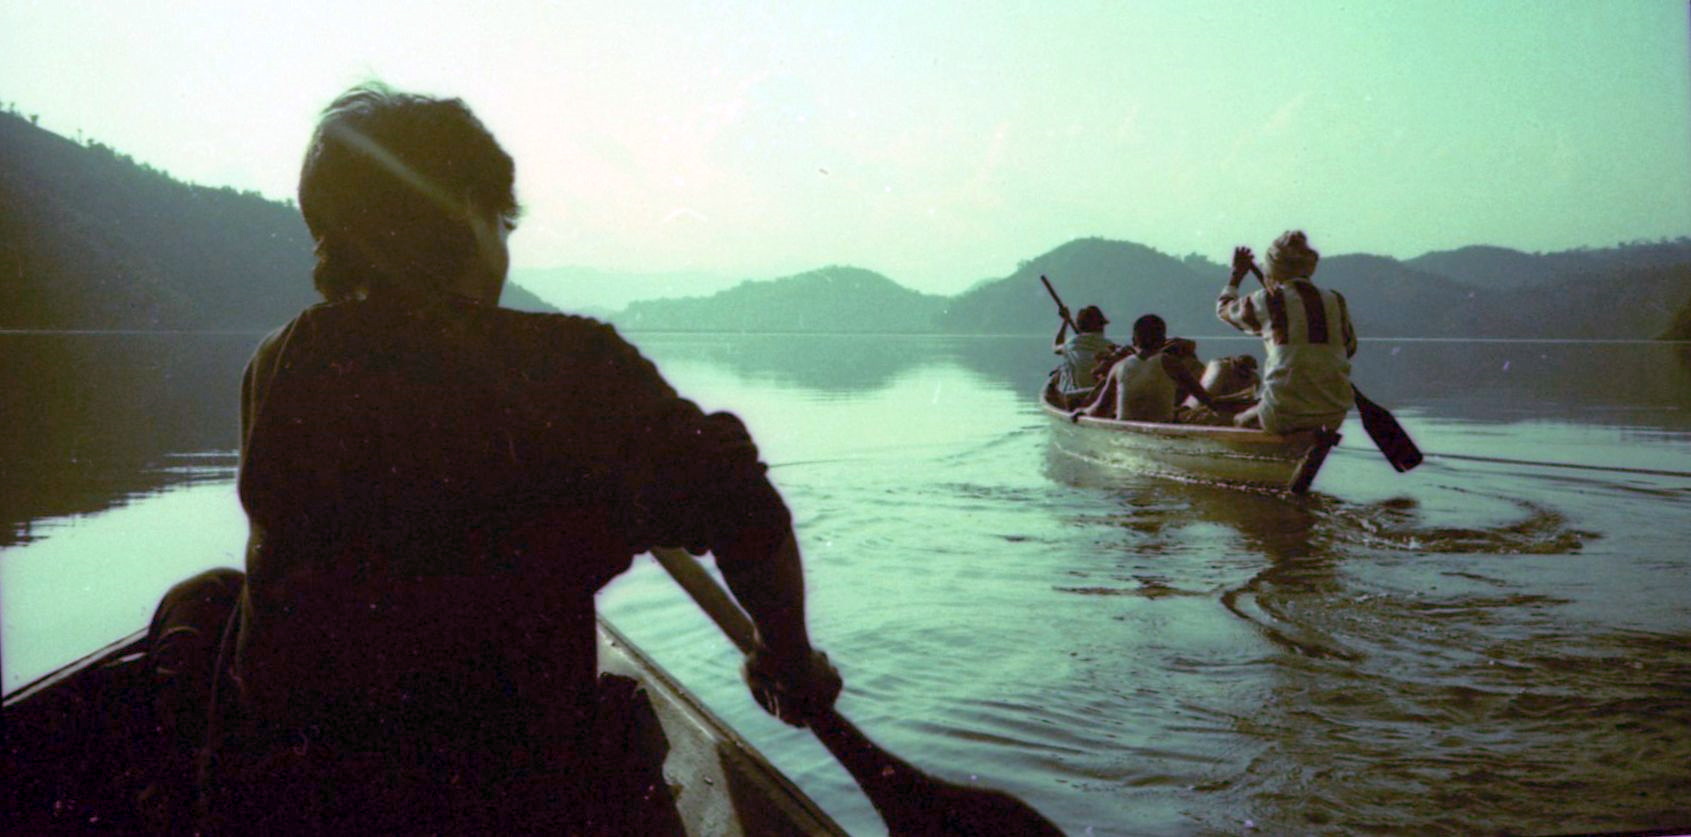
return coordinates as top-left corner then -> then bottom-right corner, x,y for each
4,333 -> 1690,834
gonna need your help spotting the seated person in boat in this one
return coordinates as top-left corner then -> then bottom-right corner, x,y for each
1217,230 -> 1357,434
143,82 -> 841,834
1050,304 -> 1117,408
1198,354 -> 1260,401
1078,314 -> 1218,422
1177,354 -> 1261,422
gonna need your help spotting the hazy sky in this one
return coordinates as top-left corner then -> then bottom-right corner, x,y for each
5,1 -> 1689,294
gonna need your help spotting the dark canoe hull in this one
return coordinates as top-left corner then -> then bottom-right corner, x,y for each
1041,389 -> 1335,493
2,619 -> 844,836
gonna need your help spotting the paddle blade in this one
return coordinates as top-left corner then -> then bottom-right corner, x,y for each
815,713 -> 1063,836
1354,389 -> 1422,472
905,779 -> 1065,837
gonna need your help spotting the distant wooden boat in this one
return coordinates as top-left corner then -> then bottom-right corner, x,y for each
2,618 -> 846,836
1041,379 -> 1338,494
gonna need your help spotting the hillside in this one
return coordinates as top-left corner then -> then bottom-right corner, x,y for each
1434,262 -> 1691,339
932,238 -> 1691,339
1656,290 -> 1691,340
926,240 -> 1477,339
935,239 -> 1214,336
0,110 -> 555,329
1408,241 -> 1691,290
1313,255 -> 1473,338
507,266 -> 742,314
570,238 -> 1691,339
7,108 -> 1688,338
613,266 -> 947,333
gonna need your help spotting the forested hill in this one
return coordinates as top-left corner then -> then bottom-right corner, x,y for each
6,108 -> 1687,337
1665,297 -> 1691,340
949,238 -> 1691,338
607,236 -> 1691,338
0,110 -> 554,330
616,266 -> 947,333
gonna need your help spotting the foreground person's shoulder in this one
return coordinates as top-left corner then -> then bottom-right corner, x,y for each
498,307 -> 640,353
248,302 -> 338,362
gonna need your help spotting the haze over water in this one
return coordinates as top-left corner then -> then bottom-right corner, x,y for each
4,331 -> 1690,834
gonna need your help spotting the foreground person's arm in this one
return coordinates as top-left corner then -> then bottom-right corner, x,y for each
586,321 -> 841,725
715,526 -> 842,725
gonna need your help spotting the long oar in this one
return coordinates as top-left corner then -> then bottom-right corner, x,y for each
1039,274 -> 1077,330
651,547 -> 1063,836
1245,264 -> 1422,472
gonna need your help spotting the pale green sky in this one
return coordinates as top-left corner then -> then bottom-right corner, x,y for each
4,0 -> 1689,294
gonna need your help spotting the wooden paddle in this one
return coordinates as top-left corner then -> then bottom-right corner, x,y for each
1352,389 -> 1422,472
1039,274 -> 1078,331
651,547 -> 1064,836
1243,264 -> 1422,472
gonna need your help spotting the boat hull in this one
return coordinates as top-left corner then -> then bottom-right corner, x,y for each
3,618 -> 844,835
1042,391 -> 1332,492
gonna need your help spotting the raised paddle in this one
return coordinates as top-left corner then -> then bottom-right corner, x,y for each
1039,274 -> 1078,330
1243,264 -> 1423,473
650,547 -> 1064,837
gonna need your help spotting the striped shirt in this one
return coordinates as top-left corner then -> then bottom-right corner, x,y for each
1217,277 -> 1357,432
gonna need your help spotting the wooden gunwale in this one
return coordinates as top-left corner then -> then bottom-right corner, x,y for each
4,618 -> 845,836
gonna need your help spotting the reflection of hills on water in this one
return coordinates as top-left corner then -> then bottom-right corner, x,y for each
630,333 -> 994,394
630,332 -> 1062,397
0,333 -> 253,545
1347,340 -> 1691,425
10,330 -> 1684,544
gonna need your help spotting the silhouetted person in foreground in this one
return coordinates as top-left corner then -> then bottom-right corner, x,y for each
1217,230 -> 1357,433
145,82 -> 840,833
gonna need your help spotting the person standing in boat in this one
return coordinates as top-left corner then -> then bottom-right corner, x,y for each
148,83 -> 841,833
1217,230 -> 1358,433
1078,314 -> 1217,422
1051,304 -> 1117,407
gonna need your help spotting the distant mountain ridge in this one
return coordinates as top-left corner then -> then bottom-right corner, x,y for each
616,266 -> 946,333
507,265 -> 742,316
6,107 -> 1689,338
604,236 -> 1691,338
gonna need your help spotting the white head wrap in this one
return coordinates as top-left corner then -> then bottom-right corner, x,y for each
1267,230 -> 1319,280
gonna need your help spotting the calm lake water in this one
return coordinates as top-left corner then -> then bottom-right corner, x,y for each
4,331 -> 1691,835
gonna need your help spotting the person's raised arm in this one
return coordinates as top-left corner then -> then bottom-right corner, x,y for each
1217,246 -> 1267,336
1053,311 -> 1071,352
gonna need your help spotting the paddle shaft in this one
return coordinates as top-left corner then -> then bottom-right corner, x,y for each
1039,274 -> 1077,330
649,547 -> 1062,836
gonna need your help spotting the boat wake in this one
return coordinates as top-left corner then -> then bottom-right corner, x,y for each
1318,491 -> 1599,555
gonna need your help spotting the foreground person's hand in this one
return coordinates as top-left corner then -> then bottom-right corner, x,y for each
744,645 -> 842,727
